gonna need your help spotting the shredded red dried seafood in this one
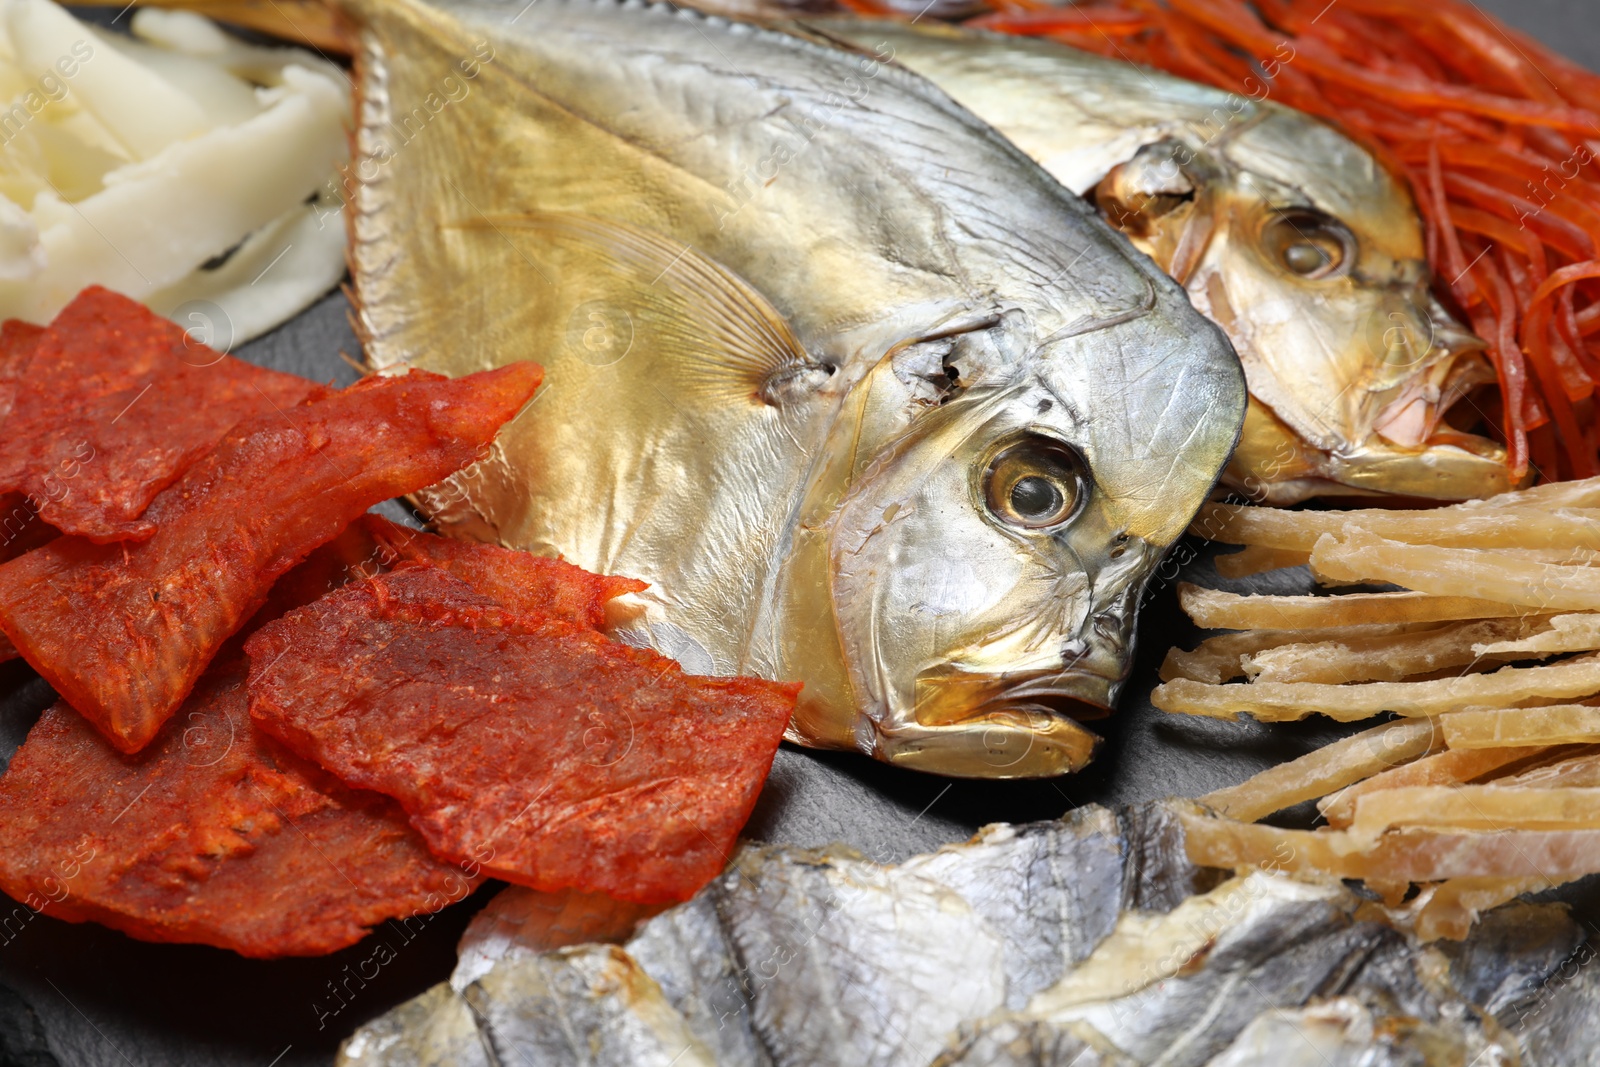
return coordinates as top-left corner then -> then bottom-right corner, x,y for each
0,659 -> 480,958
846,0 -> 1600,482
246,565 -> 798,905
0,364 -> 542,754
0,287 -> 321,541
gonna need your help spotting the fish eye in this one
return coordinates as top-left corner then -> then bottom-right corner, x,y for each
983,437 -> 1085,529
1262,209 -> 1354,280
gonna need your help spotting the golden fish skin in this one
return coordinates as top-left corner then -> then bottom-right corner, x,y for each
343,0 -> 1245,777
805,19 -> 1513,505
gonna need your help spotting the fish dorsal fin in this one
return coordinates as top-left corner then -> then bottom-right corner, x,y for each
464,211 -> 822,405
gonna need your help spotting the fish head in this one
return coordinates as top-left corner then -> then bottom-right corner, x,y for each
1091,110 -> 1511,504
819,297 -> 1243,778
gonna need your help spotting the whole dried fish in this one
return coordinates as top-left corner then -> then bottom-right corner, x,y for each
344,0 -> 1246,777
800,20 -> 1511,504
339,801 -> 1581,1066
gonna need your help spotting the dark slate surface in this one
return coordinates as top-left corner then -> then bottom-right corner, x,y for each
2,1 -> 1596,1063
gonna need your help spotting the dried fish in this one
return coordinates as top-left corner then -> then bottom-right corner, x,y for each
342,0 -> 1245,778
802,20 -> 1509,503
340,802 -> 1572,1066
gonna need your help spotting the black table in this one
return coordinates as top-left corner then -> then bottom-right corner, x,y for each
2,2 -> 1595,1061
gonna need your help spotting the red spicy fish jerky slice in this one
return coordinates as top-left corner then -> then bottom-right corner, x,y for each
226,516 -> 395,654
0,494 -> 55,566
246,566 -> 798,905
0,660 -> 479,958
0,364 -> 542,754
0,319 -> 42,422
362,514 -> 646,627
0,288 -> 321,542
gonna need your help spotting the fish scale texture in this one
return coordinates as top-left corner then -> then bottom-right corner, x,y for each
338,803 -> 1557,1067
0,363 -> 541,754
246,564 -> 798,905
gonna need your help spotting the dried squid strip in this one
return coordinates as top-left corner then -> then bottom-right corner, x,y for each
1160,620 -> 1437,685
1176,583 -> 1524,631
1193,500 -> 1600,551
1348,785 -> 1600,844
1319,746 -> 1553,828
1198,719 -> 1437,822
1442,705 -> 1600,749
1153,654 -> 1600,723
1414,877 -> 1554,942
1241,616 -> 1553,685
1180,806 -> 1600,883
1472,613 -> 1600,655
1310,529 -> 1600,612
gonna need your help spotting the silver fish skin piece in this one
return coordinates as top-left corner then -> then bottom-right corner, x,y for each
343,0 -> 1246,778
788,19 -> 1514,505
337,802 -> 1554,1067
1501,931 -> 1600,1067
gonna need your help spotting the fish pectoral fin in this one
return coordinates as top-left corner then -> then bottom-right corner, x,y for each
462,211 -> 825,406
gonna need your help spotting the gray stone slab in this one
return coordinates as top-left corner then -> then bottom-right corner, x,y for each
0,1 -> 1594,1062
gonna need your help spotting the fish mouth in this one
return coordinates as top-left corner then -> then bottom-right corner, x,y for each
877,696 -> 1103,779
1228,312 -> 1520,504
1319,435 -> 1513,500
1228,387 -> 1515,505
911,665 -> 1119,729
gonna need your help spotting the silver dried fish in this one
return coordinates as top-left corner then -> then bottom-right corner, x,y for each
340,802 -> 1564,1066
343,0 -> 1246,777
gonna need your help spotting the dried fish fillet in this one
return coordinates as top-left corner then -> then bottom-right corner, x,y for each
0,287 -> 320,541
340,802 -> 1538,1067
1202,999 -> 1498,1067
247,565 -> 798,903
1514,936 -> 1600,1066
0,364 -> 540,752
364,516 -> 646,627
0,661 -> 477,957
